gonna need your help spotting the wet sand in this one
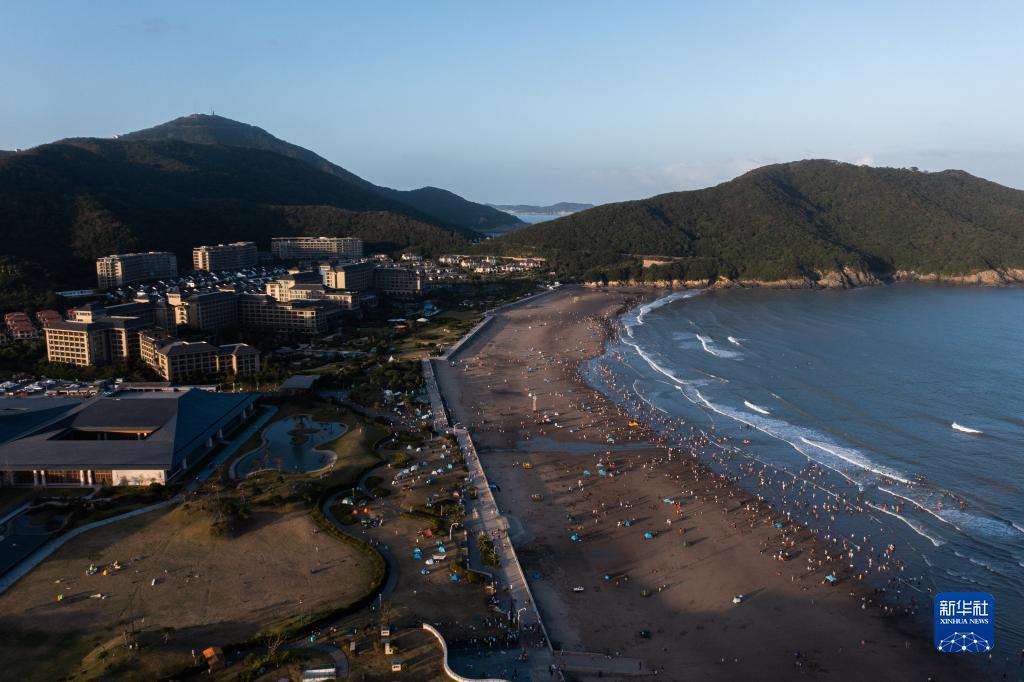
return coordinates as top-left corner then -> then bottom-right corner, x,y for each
434,287 -> 971,680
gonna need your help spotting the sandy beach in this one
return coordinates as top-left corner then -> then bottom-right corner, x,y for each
433,286 -> 973,681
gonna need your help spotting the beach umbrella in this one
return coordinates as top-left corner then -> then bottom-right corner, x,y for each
643,532 -> 655,540
570,534 -> 580,542
583,470 -> 591,477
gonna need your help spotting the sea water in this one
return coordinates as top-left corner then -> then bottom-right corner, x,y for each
584,284 -> 1024,658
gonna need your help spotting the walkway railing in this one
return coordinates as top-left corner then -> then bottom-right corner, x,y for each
422,623 -> 509,682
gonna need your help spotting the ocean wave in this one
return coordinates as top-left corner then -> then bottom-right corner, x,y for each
939,508 -> 1024,539
695,334 -> 741,359
743,400 -> 771,415
865,501 -> 945,547
626,290 -> 701,338
727,336 -> 743,346
632,379 -> 668,414
951,422 -> 983,435
878,486 -> 1024,540
676,383 -> 912,490
799,437 -> 911,484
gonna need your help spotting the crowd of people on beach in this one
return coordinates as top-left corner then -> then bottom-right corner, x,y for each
450,304 -> 941,640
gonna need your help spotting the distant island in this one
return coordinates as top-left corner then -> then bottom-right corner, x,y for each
490,160 -> 1024,288
487,202 -> 594,215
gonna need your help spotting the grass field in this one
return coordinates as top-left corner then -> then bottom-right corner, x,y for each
0,396 -> 391,681
0,503 -> 374,681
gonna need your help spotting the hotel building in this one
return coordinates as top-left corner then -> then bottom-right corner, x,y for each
192,242 -> 258,272
96,252 -> 178,289
271,236 -> 363,261
238,293 -> 341,335
167,290 -> 239,331
322,261 -> 376,291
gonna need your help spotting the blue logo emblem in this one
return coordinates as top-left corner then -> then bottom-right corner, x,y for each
934,592 -> 994,653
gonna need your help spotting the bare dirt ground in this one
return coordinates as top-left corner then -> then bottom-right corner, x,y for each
433,287 -> 970,681
0,504 -> 372,681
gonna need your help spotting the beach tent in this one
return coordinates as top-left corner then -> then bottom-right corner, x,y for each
570,534 -> 581,542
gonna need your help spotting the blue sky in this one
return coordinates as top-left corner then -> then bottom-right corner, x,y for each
2,1 -> 1022,204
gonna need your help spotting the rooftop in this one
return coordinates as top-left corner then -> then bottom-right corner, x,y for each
0,390 -> 257,471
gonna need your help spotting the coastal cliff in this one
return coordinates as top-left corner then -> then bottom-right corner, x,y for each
586,266 -> 1024,290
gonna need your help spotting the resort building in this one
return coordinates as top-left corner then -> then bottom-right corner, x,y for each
35,310 -> 62,326
322,261 -> 375,291
271,236 -> 363,261
140,335 -> 260,382
44,316 -> 150,366
237,293 -> 341,335
44,303 -> 259,381
265,271 -> 329,302
167,290 -> 239,331
325,290 -> 378,310
96,251 -> 178,289
0,389 -> 259,487
192,241 -> 258,272
374,266 -> 423,297
4,312 -> 38,340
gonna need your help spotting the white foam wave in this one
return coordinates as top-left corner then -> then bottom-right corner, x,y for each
865,501 -> 945,547
727,336 -> 743,346
695,334 -> 741,359
743,400 -> 771,415
939,508 -> 1024,539
879,487 -> 1024,540
632,379 -> 668,414
617,315 -> 1020,560
626,291 -> 701,338
800,437 -> 911,484
952,422 -> 983,435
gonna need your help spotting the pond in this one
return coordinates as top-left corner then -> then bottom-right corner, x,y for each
234,415 -> 347,478
0,508 -> 66,576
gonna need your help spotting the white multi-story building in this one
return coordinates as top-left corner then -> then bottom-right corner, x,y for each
271,236 -> 363,261
96,252 -> 177,289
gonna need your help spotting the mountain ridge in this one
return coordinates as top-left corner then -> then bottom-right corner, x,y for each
492,160 -> 1024,285
120,114 -> 521,232
0,133 -> 474,294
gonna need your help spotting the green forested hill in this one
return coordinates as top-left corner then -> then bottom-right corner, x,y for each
494,160 -> 1024,283
0,137 -> 473,291
121,114 -> 521,232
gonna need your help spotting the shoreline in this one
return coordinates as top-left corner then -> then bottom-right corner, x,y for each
434,285 -> 973,680
586,266 -> 1024,290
